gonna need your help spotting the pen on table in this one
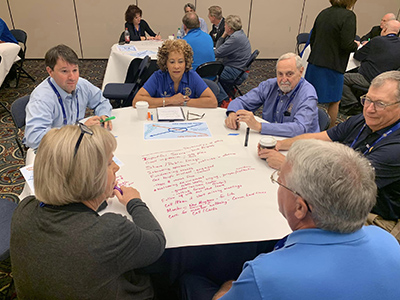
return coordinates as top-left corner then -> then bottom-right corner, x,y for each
244,127 -> 250,147
100,116 -> 115,123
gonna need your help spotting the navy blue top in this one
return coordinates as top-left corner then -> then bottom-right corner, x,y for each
0,18 -> 18,44
142,69 -> 208,99
327,114 -> 400,220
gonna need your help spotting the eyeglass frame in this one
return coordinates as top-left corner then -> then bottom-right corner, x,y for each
74,122 -> 93,157
186,111 -> 205,121
360,94 -> 400,111
270,170 -> 312,212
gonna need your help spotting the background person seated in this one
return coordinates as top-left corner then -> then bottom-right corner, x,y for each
206,140 -> 400,300
208,5 -> 225,47
122,4 -> 161,42
11,125 -> 166,299
183,12 -> 215,70
259,71 -> 400,243
24,44 -> 112,150
215,15 -> 251,103
0,18 -> 18,44
133,39 -> 217,108
360,12 -> 396,44
179,3 -> 208,38
225,53 -> 319,137
341,20 -> 400,115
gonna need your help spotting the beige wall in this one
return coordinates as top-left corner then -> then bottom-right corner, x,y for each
1,0 -> 399,59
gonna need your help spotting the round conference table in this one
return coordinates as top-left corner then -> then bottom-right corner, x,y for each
0,42 -> 20,87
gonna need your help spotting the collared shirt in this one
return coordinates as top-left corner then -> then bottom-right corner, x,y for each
142,69 -> 208,99
183,28 -> 215,70
327,114 -> 400,220
220,227 -> 400,300
227,78 -> 319,137
24,77 -> 112,149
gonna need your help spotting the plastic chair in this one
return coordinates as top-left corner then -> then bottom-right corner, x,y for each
296,33 -> 310,55
10,95 -> 30,157
228,49 -> 260,98
10,29 -> 35,87
318,107 -> 331,131
103,56 -> 152,107
196,61 -> 224,83
0,198 -> 18,261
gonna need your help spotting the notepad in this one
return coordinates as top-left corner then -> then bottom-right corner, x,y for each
156,107 -> 185,121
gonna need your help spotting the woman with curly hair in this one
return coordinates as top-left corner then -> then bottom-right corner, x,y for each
133,39 -> 217,108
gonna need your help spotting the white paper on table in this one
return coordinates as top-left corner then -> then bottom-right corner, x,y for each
156,107 -> 185,121
117,45 -> 138,52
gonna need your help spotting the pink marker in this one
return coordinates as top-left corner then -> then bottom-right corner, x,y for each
114,185 -> 123,195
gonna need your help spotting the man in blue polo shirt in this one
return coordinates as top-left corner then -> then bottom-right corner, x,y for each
181,139 -> 400,300
260,70 -> 400,242
183,12 -> 215,70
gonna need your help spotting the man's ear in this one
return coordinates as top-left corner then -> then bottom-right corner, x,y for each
46,66 -> 53,77
299,66 -> 304,77
294,197 -> 309,220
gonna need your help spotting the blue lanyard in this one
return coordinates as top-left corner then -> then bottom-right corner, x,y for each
272,81 -> 302,123
47,78 -> 79,125
350,122 -> 400,155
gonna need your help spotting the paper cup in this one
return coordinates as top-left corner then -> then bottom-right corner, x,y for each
168,35 -> 174,40
135,101 -> 149,120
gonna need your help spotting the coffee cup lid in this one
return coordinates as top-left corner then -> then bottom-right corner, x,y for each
260,136 -> 277,147
135,101 -> 149,108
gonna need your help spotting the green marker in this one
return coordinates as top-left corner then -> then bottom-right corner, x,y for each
100,116 -> 115,122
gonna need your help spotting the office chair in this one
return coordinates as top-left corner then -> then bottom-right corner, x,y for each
318,107 -> 331,131
196,61 -> 224,83
103,56 -> 153,107
296,33 -> 310,55
10,29 -> 35,88
10,95 -> 30,157
203,78 -> 220,97
0,198 -> 18,261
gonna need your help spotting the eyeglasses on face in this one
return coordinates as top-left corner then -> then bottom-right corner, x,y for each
360,95 -> 400,111
74,122 -> 93,157
270,170 -> 312,213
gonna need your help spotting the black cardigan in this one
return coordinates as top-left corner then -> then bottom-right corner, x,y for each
123,20 -> 156,42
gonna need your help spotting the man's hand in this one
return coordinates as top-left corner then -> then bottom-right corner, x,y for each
258,144 -> 285,170
114,186 -> 141,206
84,115 -> 112,130
100,115 -> 112,130
236,110 -> 262,132
225,112 -> 239,130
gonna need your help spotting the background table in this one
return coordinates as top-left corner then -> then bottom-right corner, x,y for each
102,40 -> 162,89
101,107 -> 291,249
0,42 -> 20,87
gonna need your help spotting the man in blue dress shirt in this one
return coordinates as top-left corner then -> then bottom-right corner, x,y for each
183,12 -> 215,70
225,52 -> 319,137
24,44 -> 112,149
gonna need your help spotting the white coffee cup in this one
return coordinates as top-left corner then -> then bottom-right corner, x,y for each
135,101 -> 149,120
168,35 -> 174,40
259,136 -> 277,149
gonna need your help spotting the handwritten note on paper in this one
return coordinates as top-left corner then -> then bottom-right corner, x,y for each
142,140 -> 270,220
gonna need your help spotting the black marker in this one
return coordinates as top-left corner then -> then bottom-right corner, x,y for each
244,127 -> 250,147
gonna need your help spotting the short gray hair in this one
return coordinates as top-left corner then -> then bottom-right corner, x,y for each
277,52 -> 303,70
285,139 -> 376,233
183,12 -> 200,30
184,3 -> 195,11
34,125 -> 117,205
225,15 -> 242,32
370,70 -> 400,102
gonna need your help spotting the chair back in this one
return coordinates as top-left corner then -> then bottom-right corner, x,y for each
318,107 -> 331,131
203,78 -> 220,97
296,33 -> 309,55
11,95 -> 30,129
10,29 -> 27,58
245,49 -> 260,70
119,31 -> 125,43
0,199 -> 18,261
196,61 -> 224,82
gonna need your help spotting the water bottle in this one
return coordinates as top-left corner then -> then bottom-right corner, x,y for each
177,28 -> 182,39
124,28 -> 130,44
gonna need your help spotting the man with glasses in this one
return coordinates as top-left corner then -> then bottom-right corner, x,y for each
24,44 -> 112,150
259,70 -> 400,242
182,140 -> 400,300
